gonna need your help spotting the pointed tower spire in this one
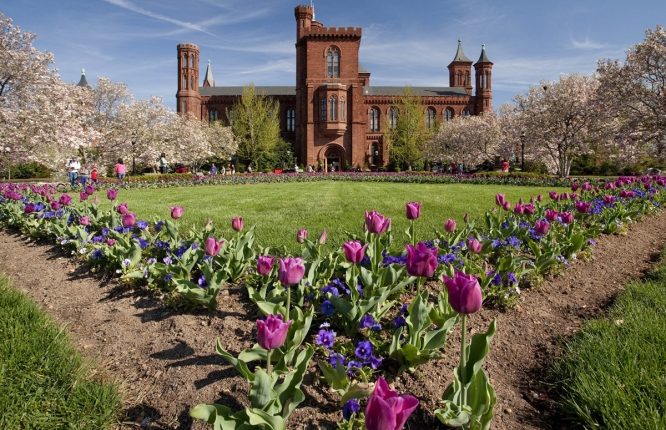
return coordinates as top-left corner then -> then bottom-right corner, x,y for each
77,68 -> 90,88
311,0 -> 315,21
452,39 -> 472,62
476,43 -> 491,64
203,59 -> 215,87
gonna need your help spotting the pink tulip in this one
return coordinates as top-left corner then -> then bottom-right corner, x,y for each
343,240 -> 368,264
406,243 -> 438,278
318,229 -> 328,245
603,195 -> 615,204
534,219 -> 550,236
117,203 -> 129,215
296,228 -> 308,243
444,219 -> 456,233
107,188 -> 118,200
256,314 -> 292,350
523,203 -> 535,215
575,201 -> 591,213
502,201 -> 511,211
544,209 -> 558,221
59,193 -> 72,206
278,257 -> 305,285
256,255 -> 274,276
560,211 -> 574,224
79,216 -> 90,226
205,236 -> 224,257
50,201 -> 61,211
122,212 -> 136,228
231,216 -> 244,232
171,206 -> 184,220
548,191 -> 559,201
495,193 -> 506,207
106,238 -> 116,246
365,210 -> 391,234
442,271 -> 482,314
84,185 -> 95,195
405,202 -> 421,220
513,204 -> 525,215
365,377 -> 419,430
467,238 -> 482,254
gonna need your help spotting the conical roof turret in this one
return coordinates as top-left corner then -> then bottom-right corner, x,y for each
451,39 -> 472,63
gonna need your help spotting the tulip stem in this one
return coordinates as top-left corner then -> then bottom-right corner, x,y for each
410,220 -> 416,246
459,314 -> 467,410
266,349 -> 273,375
285,285 -> 291,320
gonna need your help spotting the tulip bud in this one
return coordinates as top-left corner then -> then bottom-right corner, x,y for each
318,229 -> 328,245
231,216 -> 244,232
278,257 -> 305,285
495,193 -> 506,207
467,238 -> 482,254
256,314 -> 292,350
256,255 -> 274,276
343,240 -> 368,264
296,228 -> 308,243
444,218 -> 456,233
406,242 -> 438,277
442,271 -> 482,314
170,206 -> 184,220
405,202 -> 421,220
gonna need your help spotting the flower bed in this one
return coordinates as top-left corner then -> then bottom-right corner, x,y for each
0,176 -> 663,429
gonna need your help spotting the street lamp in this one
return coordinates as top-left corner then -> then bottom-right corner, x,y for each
520,132 -> 526,171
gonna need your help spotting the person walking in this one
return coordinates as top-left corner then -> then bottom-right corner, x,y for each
209,163 -> 218,176
90,165 -> 99,184
159,153 -> 168,174
114,158 -> 126,182
78,164 -> 89,186
66,158 -> 81,187
501,159 -> 510,173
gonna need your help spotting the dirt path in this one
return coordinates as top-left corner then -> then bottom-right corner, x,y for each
2,211 -> 666,429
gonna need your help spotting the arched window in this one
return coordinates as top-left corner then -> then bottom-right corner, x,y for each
182,75 -> 187,90
388,107 -> 398,129
320,98 -> 327,122
462,108 -> 471,117
209,110 -> 218,122
183,55 -> 188,68
190,75 -> 195,91
286,107 -> 295,132
371,142 -> 380,165
369,107 -> 380,132
190,54 -> 195,68
340,97 -> 346,121
426,107 -> 436,128
327,47 -> 340,78
445,108 -> 454,121
180,100 -> 186,113
329,96 -> 338,121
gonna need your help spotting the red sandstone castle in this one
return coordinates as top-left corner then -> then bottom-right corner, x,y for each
176,5 -> 493,169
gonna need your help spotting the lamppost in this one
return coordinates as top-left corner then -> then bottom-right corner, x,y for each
520,132 -> 526,171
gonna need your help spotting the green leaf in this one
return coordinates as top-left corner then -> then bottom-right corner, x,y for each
244,408 -> 286,430
216,339 -> 255,381
250,368 -> 276,411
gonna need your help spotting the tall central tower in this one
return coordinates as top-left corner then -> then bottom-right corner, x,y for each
176,43 -> 201,119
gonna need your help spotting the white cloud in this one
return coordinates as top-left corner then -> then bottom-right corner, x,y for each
570,36 -> 608,50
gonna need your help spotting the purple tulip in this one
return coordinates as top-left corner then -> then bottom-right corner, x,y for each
405,202 -> 421,220
343,240 -> 368,264
24,203 -> 36,214
122,212 -> 136,228
205,236 -> 224,257
523,203 -> 536,215
444,219 -> 456,233
256,314 -> 292,350
107,188 -> 118,201
59,194 -> 72,206
296,228 -> 308,243
79,191 -> 89,202
365,377 -> 419,430
278,257 -> 305,286
620,189 -> 635,198
548,191 -> 559,201
318,229 -> 328,245
534,219 -> 550,236
231,216 -> 244,232
170,206 -> 184,220
50,201 -> 61,211
513,203 -> 525,215
537,194 -> 543,202
442,271 -> 482,314
544,209 -> 558,221
106,238 -> 116,246
117,203 -> 129,215
406,242 -> 438,277
84,185 -> 95,195
571,183 -> 579,192
495,193 -> 506,207
467,238 -> 482,254
575,201 -> 591,213
365,210 -> 391,234
560,211 -> 574,224
256,255 -> 275,276
502,201 -> 511,211
603,195 -> 615,204
79,216 -> 90,226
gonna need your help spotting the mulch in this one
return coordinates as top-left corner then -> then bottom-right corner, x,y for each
2,210 -> 666,429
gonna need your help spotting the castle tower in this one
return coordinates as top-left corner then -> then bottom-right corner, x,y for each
77,68 -> 91,88
203,60 -> 215,87
447,40 -> 473,95
176,43 -> 201,119
474,44 -> 493,114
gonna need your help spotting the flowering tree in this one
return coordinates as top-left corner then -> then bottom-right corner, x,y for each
513,74 -> 603,177
597,25 -> 666,159
428,113 -> 503,169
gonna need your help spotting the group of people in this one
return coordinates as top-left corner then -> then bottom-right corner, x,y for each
208,163 -> 236,176
65,159 -> 99,187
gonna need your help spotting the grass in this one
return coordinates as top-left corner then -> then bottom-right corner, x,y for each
0,274 -> 120,430
104,181 -> 565,250
551,251 -> 666,429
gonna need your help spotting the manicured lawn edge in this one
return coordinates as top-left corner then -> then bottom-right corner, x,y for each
0,274 -> 121,429
550,250 -> 666,429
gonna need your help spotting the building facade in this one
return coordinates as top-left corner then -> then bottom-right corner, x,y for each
176,5 -> 493,169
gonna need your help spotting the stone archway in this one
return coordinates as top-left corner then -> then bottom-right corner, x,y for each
318,144 -> 345,172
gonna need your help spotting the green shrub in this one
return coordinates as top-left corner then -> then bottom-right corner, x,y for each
10,162 -> 52,179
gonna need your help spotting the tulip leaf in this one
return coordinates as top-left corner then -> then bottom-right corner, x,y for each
249,368 -> 276,411
244,408 -> 286,430
189,403 -> 241,430
216,339 -> 254,382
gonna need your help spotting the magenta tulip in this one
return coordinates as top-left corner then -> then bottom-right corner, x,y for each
560,211 -> 574,224
79,216 -> 90,226
117,202 -> 129,215
534,219 -> 550,236
406,243 -> 438,278
537,194 -> 543,202
443,271 -> 482,314
278,257 -> 305,285
603,195 -> 615,204
502,201 -> 511,211
256,255 -> 275,276
170,206 -> 184,220
548,191 -> 559,201
122,212 -> 136,228
523,203 -> 536,215
575,201 -> 591,213
50,201 -> 61,211
205,236 -> 224,257
107,188 -> 118,201
405,202 -> 421,220
343,240 -> 368,264
467,238 -> 482,254
24,203 -> 36,214
256,314 -> 292,350
79,191 -> 88,202
495,193 -> 506,207
59,193 -> 72,206
571,183 -> 579,192
231,216 -> 244,232
545,209 -> 558,221
296,228 -> 308,243
513,204 -> 525,215
365,210 -> 391,234
84,185 -> 95,195
106,238 -> 116,246
365,377 -> 419,430
444,218 -> 456,233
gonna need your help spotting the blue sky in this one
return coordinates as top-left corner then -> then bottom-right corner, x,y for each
3,0 -> 665,109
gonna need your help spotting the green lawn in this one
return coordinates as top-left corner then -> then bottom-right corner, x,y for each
551,251 -> 666,429
0,275 -> 120,429
106,181 -> 565,250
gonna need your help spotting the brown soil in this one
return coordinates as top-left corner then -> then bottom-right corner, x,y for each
1,210 -> 666,430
